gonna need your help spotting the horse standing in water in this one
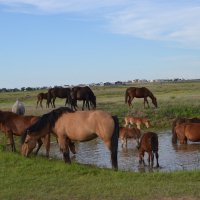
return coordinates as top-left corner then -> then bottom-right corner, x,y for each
125,87 -> 157,108
172,117 -> 200,144
119,127 -> 141,147
174,122 -> 200,144
21,107 -> 119,170
137,132 -> 159,168
12,99 -> 25,115
0,110 -> 48,155
70,86 -> 96,110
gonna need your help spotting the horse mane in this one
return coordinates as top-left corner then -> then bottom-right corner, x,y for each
21,107 -> 74,144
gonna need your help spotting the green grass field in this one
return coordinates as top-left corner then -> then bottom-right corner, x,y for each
1,81 -> 200,200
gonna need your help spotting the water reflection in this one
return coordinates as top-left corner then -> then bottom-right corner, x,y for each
39,131 -> 200,172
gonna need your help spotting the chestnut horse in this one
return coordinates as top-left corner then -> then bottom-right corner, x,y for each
70,86 -> 96,110
125,87 -> 157,108
119,127 -> 141,147
174,122 -> 200,144
36,92 -> 53,109
172,117 -> 200,144
48,87 -> 71,108
21,107 -> 119,170
0,110 -> 48,155
137,132 -> 159,167
124,116 -> 150,130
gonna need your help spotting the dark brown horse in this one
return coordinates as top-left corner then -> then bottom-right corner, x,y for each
21,107 -> 119,170
174,122 -> 200,144
137,132 -> 159,167
48,87 -> 71,108
70,86 -> 96,110
125,87 -> 157,108
0,110 -> 48,155
36,92 -> 53,109
172,117 -> 200,144
119,127 -> 141,147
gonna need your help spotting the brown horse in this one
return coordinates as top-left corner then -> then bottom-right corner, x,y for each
124,116 -> 150,129
48,87 -> 71,108
0,110 -> 48,155
125,87 -> 157,108
174,122 -> 200,144
21,107 -> 119,170
172,117 -> 200,144
137,132 -> 159,167
119,127 -> 141,147
36,92 -> 53,109
70,86 -> 96,110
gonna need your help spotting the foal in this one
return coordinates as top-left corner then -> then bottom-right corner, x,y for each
124,116 -> 150,130
119,127 -> 141,147
137,132 -> 159,167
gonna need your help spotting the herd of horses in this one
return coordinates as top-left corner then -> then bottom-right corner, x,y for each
0,86 -> 200,171
36,86 -> 96,111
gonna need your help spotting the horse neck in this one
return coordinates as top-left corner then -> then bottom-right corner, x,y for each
148,91 -> 155,100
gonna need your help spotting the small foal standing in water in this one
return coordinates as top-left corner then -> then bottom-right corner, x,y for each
137,132 -> 159,168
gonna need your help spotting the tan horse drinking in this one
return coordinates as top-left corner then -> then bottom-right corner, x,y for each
21,107 -> 119,170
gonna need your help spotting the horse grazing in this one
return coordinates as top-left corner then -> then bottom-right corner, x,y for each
125,87 -> 157,108
70,86 -> 96,110
174,122 -> 200,144
137,132 -> 159,168
119,127 -> 141,147
0,110 -> 47,155
124,116 -> 150,130
36,92 -> 53,109
172,117 -> 200,144
21,107 -> 119,170
48,87 -> 71,108
12,99 -> 25,115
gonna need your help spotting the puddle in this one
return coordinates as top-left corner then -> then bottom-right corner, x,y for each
39,131 -> 200,172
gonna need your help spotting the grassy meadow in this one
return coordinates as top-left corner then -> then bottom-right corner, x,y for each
0,81 -> 200,200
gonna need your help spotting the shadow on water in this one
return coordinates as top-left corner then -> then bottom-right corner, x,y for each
39,130 -> 200,172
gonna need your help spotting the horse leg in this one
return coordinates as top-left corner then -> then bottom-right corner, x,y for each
6,131 -> 16,152
151,152 -> 154,167
57,136 -> 71,163
82,100 -> 85,110
42,134 -> 50,158
34,138 -> 43,156
155,152 -> 159,168
36,99 -> 39,109
139,150 -> 145,166
40,99 -> 43,109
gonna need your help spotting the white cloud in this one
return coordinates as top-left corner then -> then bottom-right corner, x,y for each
107,1 -> 200,48
1,0 -> 200,48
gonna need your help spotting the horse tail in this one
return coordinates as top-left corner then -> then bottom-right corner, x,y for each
151,134 -> 158,153
111,115 -> 119,170
125,89 -> 129,104
172,119 -> 178,144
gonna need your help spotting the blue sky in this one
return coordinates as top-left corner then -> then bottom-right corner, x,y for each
0,0 -> 200,88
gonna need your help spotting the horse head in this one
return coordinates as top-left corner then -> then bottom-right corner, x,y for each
21,130 -> 37,157
152,97 -> 158,108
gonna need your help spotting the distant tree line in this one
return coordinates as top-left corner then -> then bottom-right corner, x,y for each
0,86 -> 49,93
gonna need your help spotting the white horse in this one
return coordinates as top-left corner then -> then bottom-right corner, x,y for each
12,99 -> 25,115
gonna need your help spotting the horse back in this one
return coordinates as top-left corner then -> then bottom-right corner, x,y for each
184,123 -> 200,141
55,110 -> 115,141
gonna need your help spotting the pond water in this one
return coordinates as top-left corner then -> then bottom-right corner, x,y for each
40,131 -> 200,172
